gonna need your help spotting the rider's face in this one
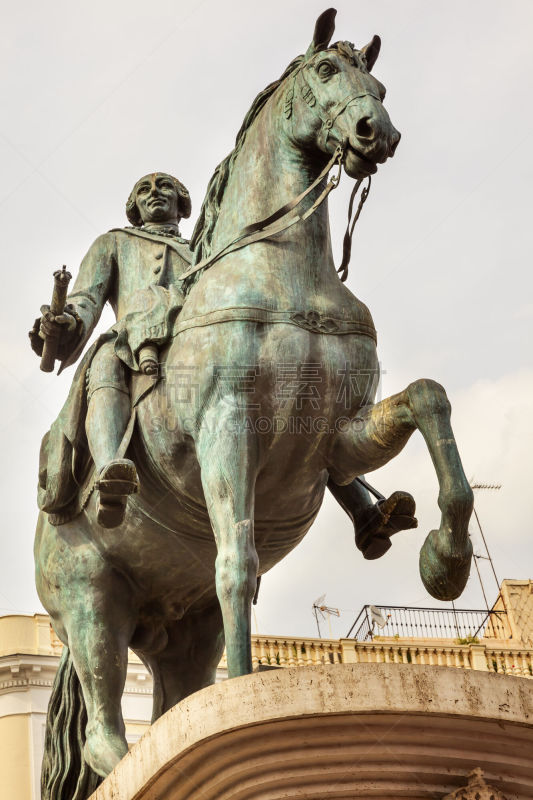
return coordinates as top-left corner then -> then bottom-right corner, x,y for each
134,173 -> 180,224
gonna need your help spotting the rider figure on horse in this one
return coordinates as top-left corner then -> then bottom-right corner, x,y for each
30,172 -> 192,527
30,171 -> 416,549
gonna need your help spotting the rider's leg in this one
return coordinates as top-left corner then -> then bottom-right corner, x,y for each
196,407 -> 259,679
86,342 -> 130,471
327,476 -> 417,559
330,378 -> 473,600
86,342 -> 138,528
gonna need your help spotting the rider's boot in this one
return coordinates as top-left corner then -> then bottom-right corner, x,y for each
95,458 -> 139,528
86,385 -> 139,529
327,477 -> 417,559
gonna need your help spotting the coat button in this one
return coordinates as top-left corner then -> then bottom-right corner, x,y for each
153,264 -> 161,274
155,251 -> 164,259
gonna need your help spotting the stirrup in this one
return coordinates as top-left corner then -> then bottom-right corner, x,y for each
95,459 -> 139,529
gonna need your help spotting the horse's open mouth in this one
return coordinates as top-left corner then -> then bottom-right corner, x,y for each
344,144 -> 378,177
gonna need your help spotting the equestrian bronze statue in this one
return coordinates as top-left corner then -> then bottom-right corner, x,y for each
31,9 -> 473,798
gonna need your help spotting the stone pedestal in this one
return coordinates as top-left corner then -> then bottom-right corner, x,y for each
91,664 -> 533,799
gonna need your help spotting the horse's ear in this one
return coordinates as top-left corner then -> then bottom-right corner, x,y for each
305,8 -> 337,59
360,34 -> 381,72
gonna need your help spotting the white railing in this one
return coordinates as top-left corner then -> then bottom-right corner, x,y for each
348,641 -> 474,669
218,636 -> 343,670
484,646 -> 533,678
216,635 -> 533,679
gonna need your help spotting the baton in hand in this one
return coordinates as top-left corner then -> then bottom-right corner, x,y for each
40,265 -> 72,373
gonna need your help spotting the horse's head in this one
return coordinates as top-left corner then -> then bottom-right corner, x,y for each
285,9 -> 400,179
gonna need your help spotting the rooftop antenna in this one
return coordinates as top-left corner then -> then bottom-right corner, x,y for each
312,594 -> 340,638
470,481 -> 502,607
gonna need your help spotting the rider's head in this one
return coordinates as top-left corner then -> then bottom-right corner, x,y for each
126,173 -> 192,227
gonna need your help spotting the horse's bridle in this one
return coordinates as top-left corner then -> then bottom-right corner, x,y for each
179,56 -> 376,285
291,55 -> 382,153
291,59 -> 379,281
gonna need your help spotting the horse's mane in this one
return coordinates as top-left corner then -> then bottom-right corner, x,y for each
186,54 -> 305,290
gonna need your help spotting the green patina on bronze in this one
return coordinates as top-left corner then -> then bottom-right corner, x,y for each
31,10 -> 473,797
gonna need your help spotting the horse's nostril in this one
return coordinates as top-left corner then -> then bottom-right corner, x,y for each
389,131 -> 401,156
356,116 -> 374,140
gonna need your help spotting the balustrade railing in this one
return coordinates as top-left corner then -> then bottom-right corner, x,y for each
347,640 -> 474,669
216,635 -> 533,679
485,646 -> 533,678
251,636 -> 343,668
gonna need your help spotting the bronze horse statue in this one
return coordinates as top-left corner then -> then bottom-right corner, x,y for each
35,9 -> 473,797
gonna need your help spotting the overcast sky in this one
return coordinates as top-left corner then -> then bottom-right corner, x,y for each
1,0 -> 532,639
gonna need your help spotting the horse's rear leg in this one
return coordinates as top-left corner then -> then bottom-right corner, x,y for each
57,569 -> 136,778
197,413 -> 259,678
331,378 -> 473,600
143,600 -> 225,721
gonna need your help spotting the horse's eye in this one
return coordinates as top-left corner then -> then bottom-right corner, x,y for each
317,61 -> 336,80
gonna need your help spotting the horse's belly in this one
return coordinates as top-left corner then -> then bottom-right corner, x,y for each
54,483 -> 320,609
253,486 -> 325,573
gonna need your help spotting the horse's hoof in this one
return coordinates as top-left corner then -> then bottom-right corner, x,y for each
83,731 -> 127,778
95,459 -> 139,529
419,528 -> 473,601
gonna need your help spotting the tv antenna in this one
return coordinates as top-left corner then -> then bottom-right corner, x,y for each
469,480 -> 502,609
312,594 -> 340,638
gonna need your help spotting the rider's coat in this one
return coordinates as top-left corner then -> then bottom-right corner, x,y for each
62,228 -> 191,371
31,227 -> 192,522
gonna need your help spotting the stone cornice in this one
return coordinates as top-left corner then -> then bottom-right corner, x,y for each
0,652 -> 154,695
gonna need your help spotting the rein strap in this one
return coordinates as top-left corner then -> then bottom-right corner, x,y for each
180,149 -> 372,286
180,50 -> 379,285
179,147 -> 343,282
337,175 -> 371,282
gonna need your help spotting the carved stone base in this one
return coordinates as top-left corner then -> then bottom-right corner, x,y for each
90,664 -> 533,799
444,768 -> 509,799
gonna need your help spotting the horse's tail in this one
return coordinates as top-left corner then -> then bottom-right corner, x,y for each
41,646 -> 102,800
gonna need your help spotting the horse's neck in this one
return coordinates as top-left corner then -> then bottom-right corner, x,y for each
184,91 -> 365,319
211,96 -> 336,281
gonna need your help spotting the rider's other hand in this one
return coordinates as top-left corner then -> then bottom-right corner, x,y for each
39,305 -> 77,340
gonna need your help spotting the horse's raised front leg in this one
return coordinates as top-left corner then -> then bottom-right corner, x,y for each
330,378 -> 473,600
197,408 -> 259,678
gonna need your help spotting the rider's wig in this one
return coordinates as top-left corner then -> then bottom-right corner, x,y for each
126,173 -> 192,226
